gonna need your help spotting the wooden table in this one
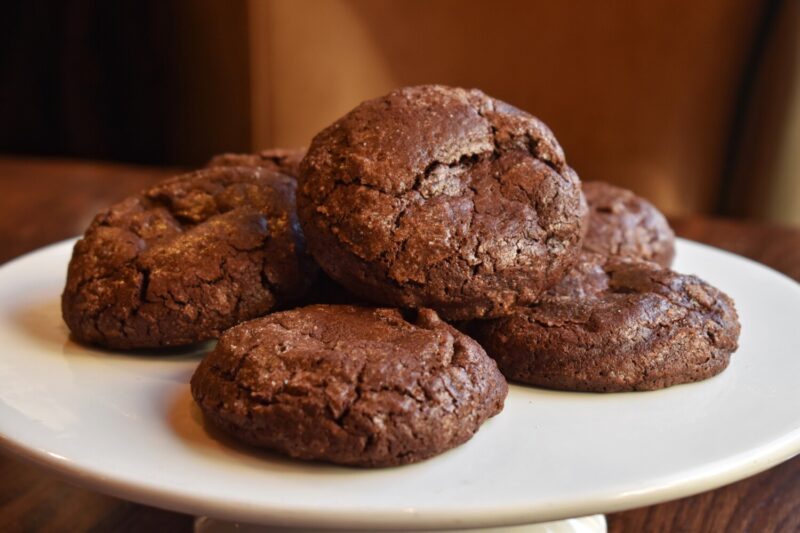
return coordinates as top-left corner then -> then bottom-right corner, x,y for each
0,157 -> 798,532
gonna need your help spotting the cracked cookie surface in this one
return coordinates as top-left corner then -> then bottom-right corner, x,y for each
471,255 -> 740,392
207,147 -> 306,178
583,181 -> 675,267
190,305 -> 508,467
62,166 -> 318,349
298,85 -> 587,320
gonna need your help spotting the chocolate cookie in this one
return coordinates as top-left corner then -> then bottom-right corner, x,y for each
540,250 -> 611,302
191,305 -> 508,467
472,255 -> 740,392
583,181 -> 675,266
298,85 -> 587,320
207,147 -> 306,178
62,166 -> 318,349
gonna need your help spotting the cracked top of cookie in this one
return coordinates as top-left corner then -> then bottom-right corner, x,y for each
582,181 -> 675,267
62,166 -> 318,349
472,255 -> 740,392
190,305 -> 507,467
298,85 -> 587,320
206,147 -> 306,178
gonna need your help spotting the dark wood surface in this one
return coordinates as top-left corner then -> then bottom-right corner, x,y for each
0,157 -> 798,532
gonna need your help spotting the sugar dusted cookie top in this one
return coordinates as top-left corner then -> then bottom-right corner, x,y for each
62,166 -> 317,349
298,85 -> 587,320
582,181 -> 675,267
191,305 -> 508,467
207,147 -> 307,179
472,256 -> 740,392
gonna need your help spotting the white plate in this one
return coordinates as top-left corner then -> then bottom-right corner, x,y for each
0,239 -> 799,530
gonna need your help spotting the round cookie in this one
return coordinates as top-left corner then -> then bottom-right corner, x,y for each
207,147 -> 306,178
191,305 -> 508,467
471,256 -> 740,392
298,85 -> 587,320
583,181 -> 675,267
62,166 -> 318,349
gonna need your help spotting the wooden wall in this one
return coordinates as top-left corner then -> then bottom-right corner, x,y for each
2,0 -> 796,222
247,0 -> 764,216
0,1 -> 251,166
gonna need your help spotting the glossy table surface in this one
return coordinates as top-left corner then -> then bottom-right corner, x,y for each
0,156 -> 798,532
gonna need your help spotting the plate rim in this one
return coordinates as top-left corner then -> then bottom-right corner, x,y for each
2,418 -> 799,529
1,237 -> 799,529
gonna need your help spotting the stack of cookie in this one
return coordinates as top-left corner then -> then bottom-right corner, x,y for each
62,85 -> 740,467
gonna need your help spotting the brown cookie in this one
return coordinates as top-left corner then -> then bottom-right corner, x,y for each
298,85 -> 587,321
583,181 -> 675,266
471,255 -> 740,392
207,147 -> 306,178
191,305 -> 508,467
62,166 -> 318,349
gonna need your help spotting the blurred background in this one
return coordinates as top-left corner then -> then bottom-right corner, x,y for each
1,0 -> 798,224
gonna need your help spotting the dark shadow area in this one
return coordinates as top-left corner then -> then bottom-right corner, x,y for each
0,0 -> 251,166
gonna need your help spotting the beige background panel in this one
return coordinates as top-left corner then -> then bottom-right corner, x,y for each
248,0 -> 397,150
769,50 -> 800,226
765,0 -> 800,226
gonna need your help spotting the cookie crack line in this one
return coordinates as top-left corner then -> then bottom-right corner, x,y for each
188,302 -> 510,466
297,85 -> 588,319
411,152 -> 482,194
63,166 -> 317,349
313,161 -> 562,286
471,95 -> 561,173
473,251 -> 740,393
